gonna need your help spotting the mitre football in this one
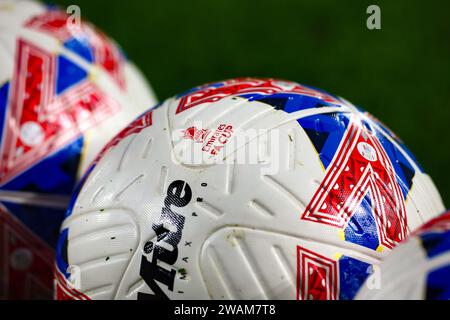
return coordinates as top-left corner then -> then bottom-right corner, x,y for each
55,78 -> 443,300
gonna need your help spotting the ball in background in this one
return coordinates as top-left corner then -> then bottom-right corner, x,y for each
56,78 -> 444,300
357,210 -> 450,300
0,0 -> 157,299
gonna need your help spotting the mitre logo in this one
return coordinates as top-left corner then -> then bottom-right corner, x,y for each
182,126 -> 211,143
138,180 -> 192,300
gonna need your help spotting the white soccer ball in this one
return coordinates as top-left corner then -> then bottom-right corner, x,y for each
356,210 -> 450,300
55,78 -> 444,300
0,0 -> 156,299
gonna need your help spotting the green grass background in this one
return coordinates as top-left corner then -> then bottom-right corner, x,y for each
54,0 -> 450,207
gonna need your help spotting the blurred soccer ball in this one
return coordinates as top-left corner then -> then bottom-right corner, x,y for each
0,0 -> 157,299
55,78 -> 443,300
357,210 -> 450,300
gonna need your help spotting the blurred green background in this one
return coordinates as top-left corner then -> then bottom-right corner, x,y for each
54,0 -> 450,206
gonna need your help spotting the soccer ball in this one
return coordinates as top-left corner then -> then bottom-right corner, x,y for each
55,78 -> 444,300
0,0 -> 157,299
356,210 -> 450,300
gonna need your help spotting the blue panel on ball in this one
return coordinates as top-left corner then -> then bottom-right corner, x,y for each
344,192 -> 380,251
56,228 -> 70,279
339,256 -> 372,300
426,265 -> 450,300
297,113 -> 349,169
0,82 -> 9,146
64,37 -> 94,63
241,92 -> 339,112
56,55 -> 88,95
420,230 -> 450,258
2,137 -> 83,196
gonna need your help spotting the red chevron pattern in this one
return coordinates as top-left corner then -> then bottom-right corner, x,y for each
302,117 -> 407,249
